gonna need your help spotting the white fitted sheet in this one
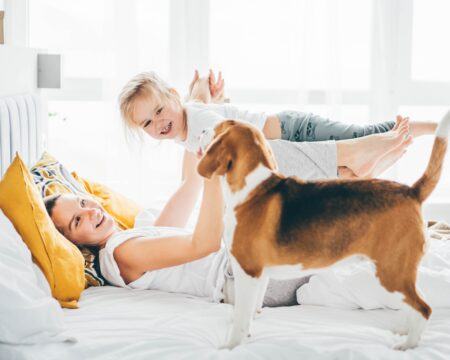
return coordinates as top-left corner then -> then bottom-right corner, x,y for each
2,285 -> 450,360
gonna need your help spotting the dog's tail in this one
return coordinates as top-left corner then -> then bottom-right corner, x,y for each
412,110 -> 450,203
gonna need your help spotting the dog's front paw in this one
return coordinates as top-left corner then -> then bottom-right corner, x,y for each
220,338 -> 243,350
391,325 -> 408,336
220,331 -> 248,350
253,308 -> 262,319
393,339 -> 418,351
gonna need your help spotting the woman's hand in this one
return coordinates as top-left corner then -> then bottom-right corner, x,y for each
188,70 -> 211,103
208,70 -> 227,103
187,70 -> 228,104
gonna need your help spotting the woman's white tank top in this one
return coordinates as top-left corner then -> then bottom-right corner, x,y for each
99,226 -> 228,302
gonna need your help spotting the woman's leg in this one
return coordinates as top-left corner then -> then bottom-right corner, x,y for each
368,135 -> 413,177
270,116 -> 412,180
224,275 -> 311,308
338,135 -> 414,179
336,116 -> 412,177
262,276 -> 312,307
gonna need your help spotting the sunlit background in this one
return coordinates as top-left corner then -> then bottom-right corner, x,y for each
28,0 -> 450,210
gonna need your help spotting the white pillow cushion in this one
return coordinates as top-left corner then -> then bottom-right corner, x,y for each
0,210 -> 74,344
134,208 -> 159,228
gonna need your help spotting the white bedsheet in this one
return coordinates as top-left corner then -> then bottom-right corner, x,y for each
2,285 -> 450,360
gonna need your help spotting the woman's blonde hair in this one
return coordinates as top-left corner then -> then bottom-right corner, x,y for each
118,71 -> 181,139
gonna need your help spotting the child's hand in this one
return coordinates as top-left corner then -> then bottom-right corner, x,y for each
208,70 -> 227,103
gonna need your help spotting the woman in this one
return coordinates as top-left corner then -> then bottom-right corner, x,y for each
45,176 -> 228,303
44,136 -> 417,305
42,138 -> 383,306
44,73 -> 426,305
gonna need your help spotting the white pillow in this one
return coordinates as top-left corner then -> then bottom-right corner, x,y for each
134,208 -> 159,228
0,210 -> 75,344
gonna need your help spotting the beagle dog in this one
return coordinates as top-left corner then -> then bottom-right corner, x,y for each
197,112 -> 450,350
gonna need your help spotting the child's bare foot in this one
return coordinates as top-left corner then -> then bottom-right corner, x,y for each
338,116 -> 410,177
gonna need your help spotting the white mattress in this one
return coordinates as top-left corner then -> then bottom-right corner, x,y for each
2,286 -> 450,360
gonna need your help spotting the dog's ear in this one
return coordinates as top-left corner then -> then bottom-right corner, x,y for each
197,131 -> 231,179
258,135 -> 278,171
214,120 -> 237,138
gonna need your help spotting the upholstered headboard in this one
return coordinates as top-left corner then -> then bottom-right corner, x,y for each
0,94 -> 46,176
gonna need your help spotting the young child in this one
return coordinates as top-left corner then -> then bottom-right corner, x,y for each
118,70 -> 436,227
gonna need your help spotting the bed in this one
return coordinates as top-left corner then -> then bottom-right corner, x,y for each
1,286 -> 450,360
2,93 -> 450,360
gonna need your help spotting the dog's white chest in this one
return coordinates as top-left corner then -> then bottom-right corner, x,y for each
223,208 -> 237,249
221,166 -> 272,250
222,179 -> 237,249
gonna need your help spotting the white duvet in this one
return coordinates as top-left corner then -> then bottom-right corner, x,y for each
2,287 -> 450,359
298,223 -> 450,311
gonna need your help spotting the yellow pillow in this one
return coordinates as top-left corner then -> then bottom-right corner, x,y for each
72,172 -> 142,230
0,155 -> 85,308
31,152 -> 143,288
31,153 -> 107,287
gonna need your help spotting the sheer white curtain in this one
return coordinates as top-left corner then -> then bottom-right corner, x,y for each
30,0 -> 183,209
29,0 -> 450,208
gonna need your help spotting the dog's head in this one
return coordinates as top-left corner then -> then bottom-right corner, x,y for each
197,120 -> 277,192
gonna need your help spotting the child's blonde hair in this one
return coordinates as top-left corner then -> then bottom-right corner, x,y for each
118,71 -> 181,138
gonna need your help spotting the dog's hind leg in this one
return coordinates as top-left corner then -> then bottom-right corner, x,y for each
394,282 -> 431,351
374,232 -> 430,350
225,255 -> 265,349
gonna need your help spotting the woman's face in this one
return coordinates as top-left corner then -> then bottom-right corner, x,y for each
133,93 -> 187,141
50,194 -> 116,247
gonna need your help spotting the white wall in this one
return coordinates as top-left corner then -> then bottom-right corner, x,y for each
3,0 -> 28,47
0,46 -> 38,96
0,0 -> 38,96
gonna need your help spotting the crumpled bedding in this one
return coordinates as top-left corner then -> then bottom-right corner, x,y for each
297,222 -> 450,310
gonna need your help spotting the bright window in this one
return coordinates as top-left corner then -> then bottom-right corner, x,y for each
210,0 -> 371,90
28,0 -> 450,204
412,0 -> 450,82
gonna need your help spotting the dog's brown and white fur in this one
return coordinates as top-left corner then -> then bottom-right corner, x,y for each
197,112 -> 450,350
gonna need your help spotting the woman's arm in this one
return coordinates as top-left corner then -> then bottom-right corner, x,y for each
154,70 -> 226,227
114,176 -> 224,284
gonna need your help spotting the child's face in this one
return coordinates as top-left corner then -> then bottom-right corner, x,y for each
133,94 -> 186,141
